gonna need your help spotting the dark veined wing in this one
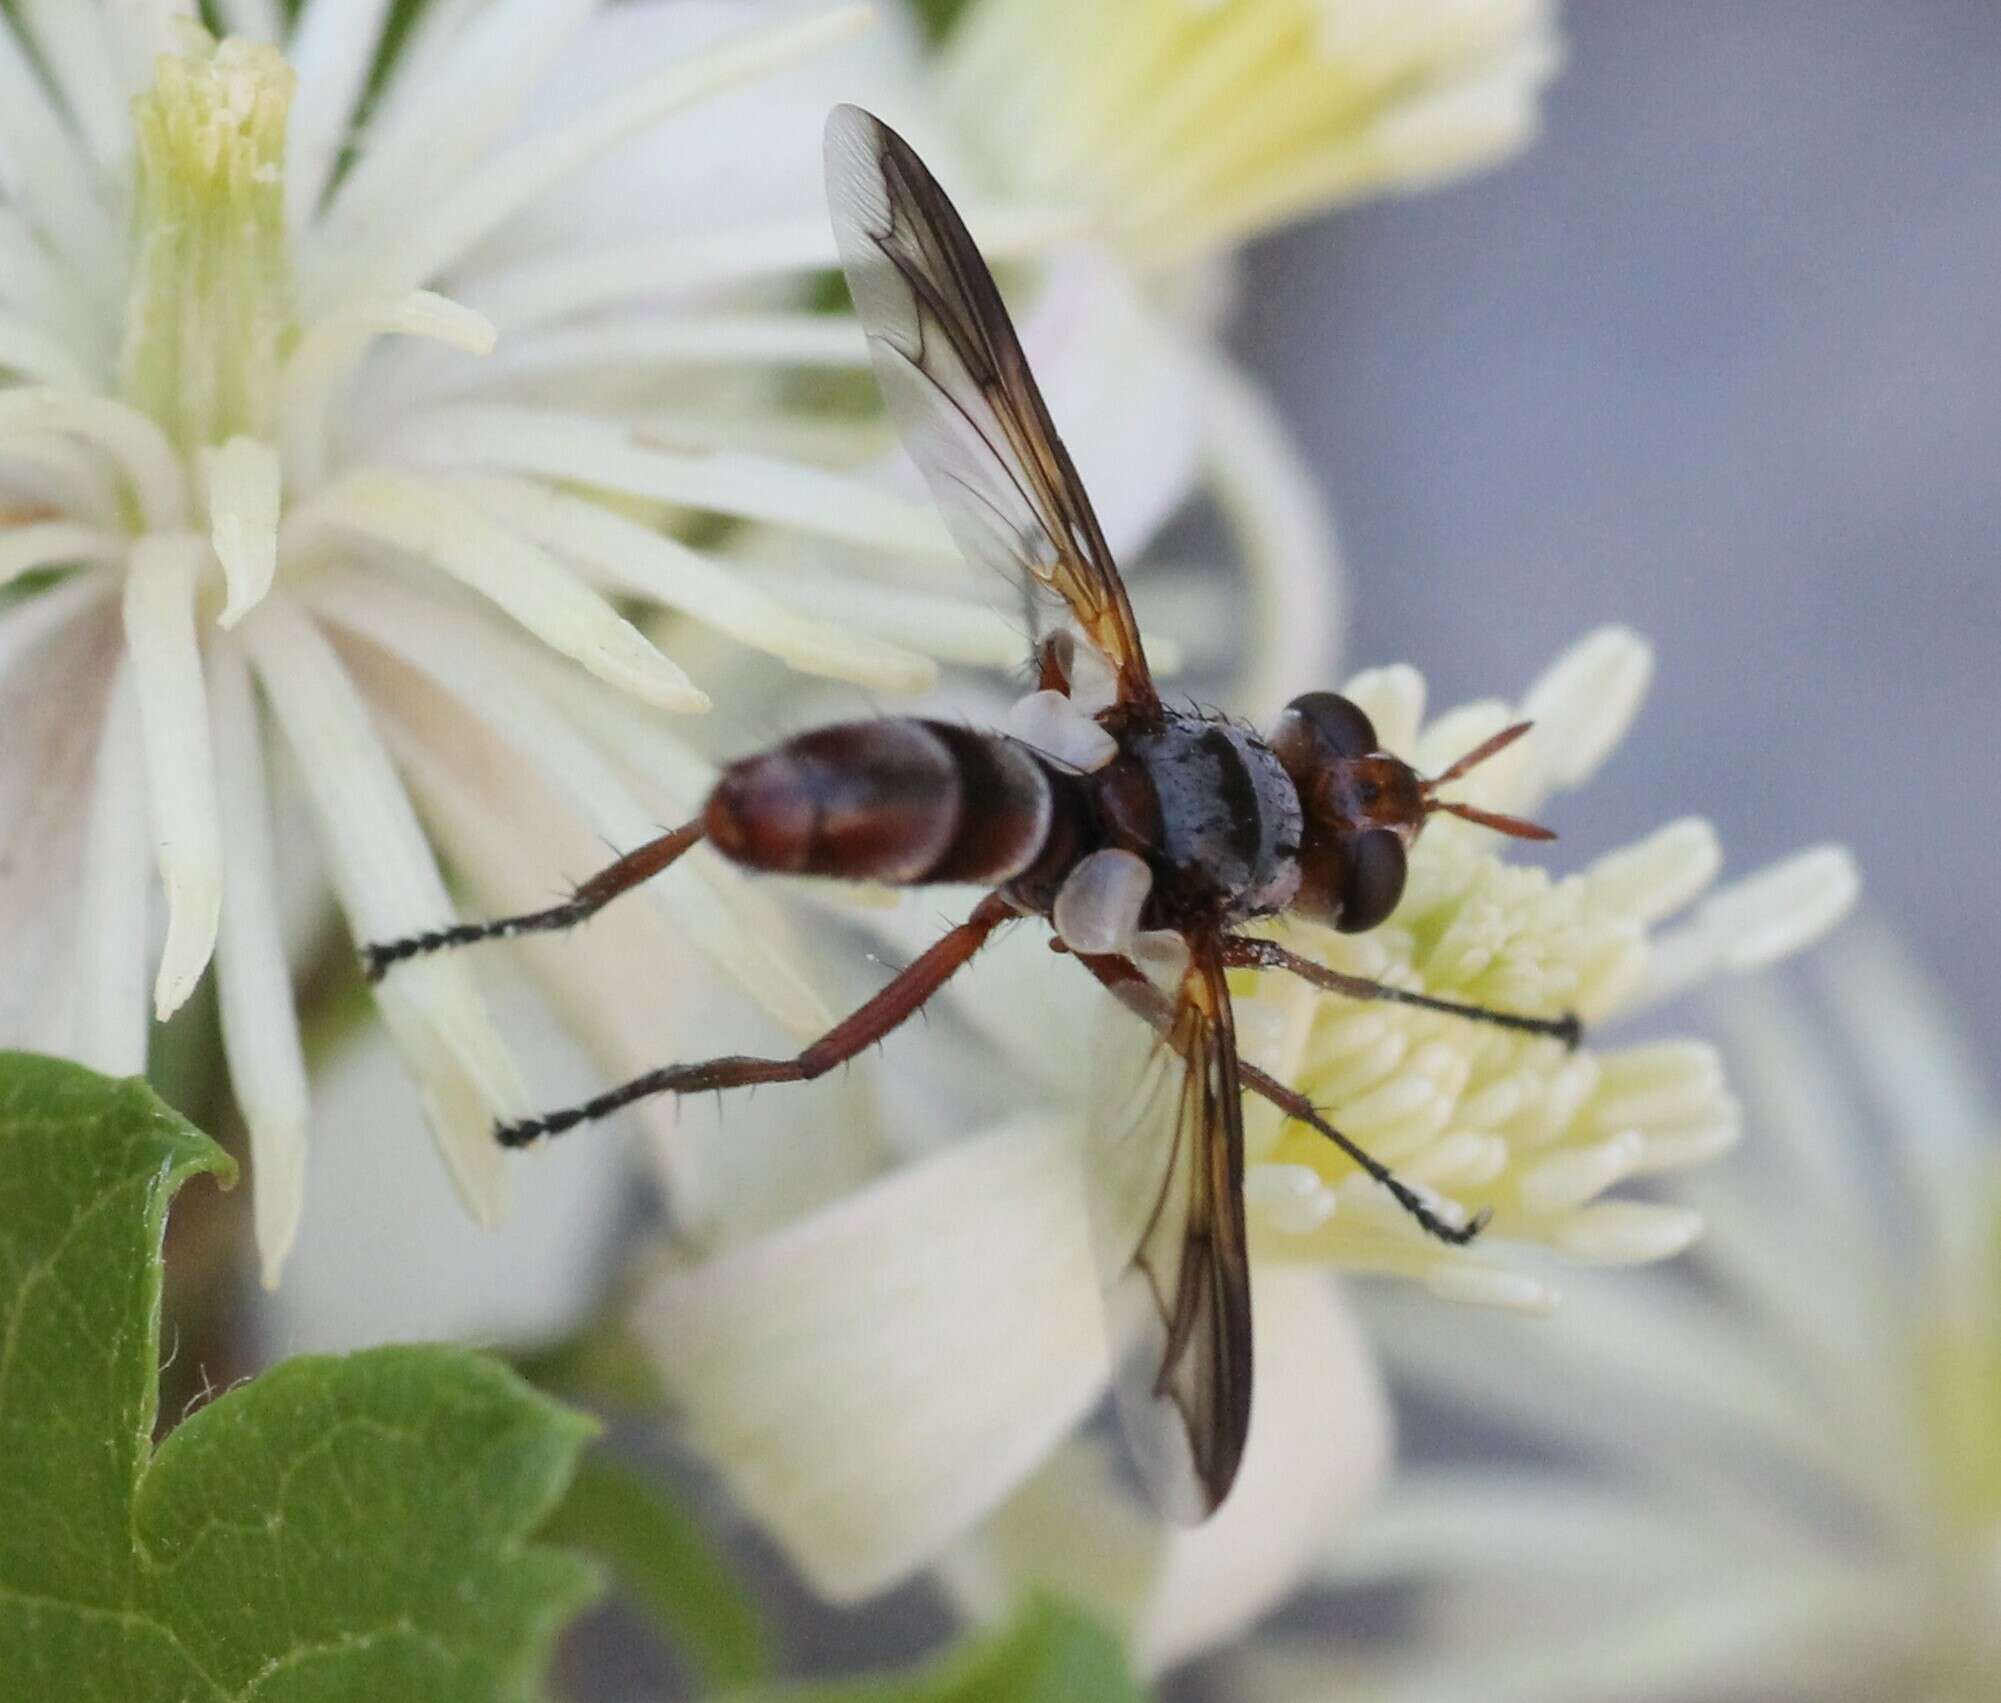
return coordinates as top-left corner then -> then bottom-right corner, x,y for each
1083,933 -> 1254,1522
824,103 -> 1159,714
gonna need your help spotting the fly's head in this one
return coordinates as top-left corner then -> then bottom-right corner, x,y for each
1268,693 -> 1556,934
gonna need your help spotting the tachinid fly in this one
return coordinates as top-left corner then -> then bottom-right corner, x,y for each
364,106 -> 1581,1522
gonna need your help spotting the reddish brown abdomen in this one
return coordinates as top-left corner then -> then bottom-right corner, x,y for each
703,719 -> 1057,887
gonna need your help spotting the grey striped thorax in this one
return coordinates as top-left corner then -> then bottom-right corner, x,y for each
1128,713 -> 1304,920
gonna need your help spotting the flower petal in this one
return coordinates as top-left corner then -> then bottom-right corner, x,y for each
306,2 -> 875,309
1639,844 -> 1860,1007
206,639 -> 310,1288
281,0 -> 395,228
0,387 -> 188,529
206,435 -> 282,627
0,521 -> 124,587
460,472 -> 937,690
284,467 -> 706,710
310,568 -> 830,1039
68,664 -> 153,1075
122,532 -> 222,1019
281,288 -> 495,492
0,587 -> 117,1054
1512,625 -> 1653,808
635,1114 -> 1109,1600
388,403 -> 953,559
1133,1267 -> 1393,1674
238,592 -> 528,1223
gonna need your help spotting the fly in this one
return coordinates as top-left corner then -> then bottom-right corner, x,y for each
363,106 -> 1580,1522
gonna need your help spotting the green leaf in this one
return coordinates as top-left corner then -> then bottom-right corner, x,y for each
0,1053 -> 600,1700
742,1596 -> 1143,1703
907,0 -> 977,44
540,1451 -> 770,1691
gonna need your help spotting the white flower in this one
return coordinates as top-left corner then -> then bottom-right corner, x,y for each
0,0 -> 1027,1286
939,0 -> 1564,270
1230,924 -> 1997,1703
632,627 -> 1858,1667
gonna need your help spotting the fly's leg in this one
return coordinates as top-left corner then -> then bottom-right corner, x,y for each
1074,946 -> 1486,1246
1218,935 -> 1581,1050
496,892 -> 1016,1147
361,820 -> 706,982
1230,1057 -> 1486,1244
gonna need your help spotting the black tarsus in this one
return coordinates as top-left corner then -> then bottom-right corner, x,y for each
1218,935 -> 1582,1050
1073,944 -> 1492,1247
360,819 -> 707,982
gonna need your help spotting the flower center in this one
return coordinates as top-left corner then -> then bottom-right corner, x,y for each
120,29 -> 297,456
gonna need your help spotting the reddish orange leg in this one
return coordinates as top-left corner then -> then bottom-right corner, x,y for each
1218,935 -> 1581,1050
362,820 -> 706,983
496,892 -> 1018,1147
1073,948 -> 1485,1246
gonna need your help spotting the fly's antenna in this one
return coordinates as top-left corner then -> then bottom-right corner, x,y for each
1421,720 -> 1556,842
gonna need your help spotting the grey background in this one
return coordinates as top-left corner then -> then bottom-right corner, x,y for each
1242,0 -> 1999,1051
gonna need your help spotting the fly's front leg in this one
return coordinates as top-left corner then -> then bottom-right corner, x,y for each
497,891 -> 1017,1147
361,819 -> 706,982
1070,946 -> 1486,1246
1219,936 -> 1581,1050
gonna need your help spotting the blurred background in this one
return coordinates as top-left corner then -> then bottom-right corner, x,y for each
1244,0 -> 1999,1049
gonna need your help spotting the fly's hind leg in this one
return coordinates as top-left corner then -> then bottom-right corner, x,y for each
1218,935 -> 1582,1050
1072,945 -> 1486,1246
361,819 -> 706,982
496,891 -> 1017,1147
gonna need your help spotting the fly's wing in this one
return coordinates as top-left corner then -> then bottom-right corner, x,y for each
824,103 -> 1159,714
1084,936 -> 1254,1522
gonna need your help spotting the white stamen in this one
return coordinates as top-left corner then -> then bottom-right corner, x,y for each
459,473 -> 935,690
236,592 -> 526,1223
310,0 -> 599,262
0,312 -> 99,388
1553,1200 -> 1704,1264
1518,625 -> 1654,801
1342,662 -> 1427,754
205,435 -> 282,627
122,533 -> 223,1019
1245,1162 -> 1339,1234
68,666 -> 153,1075
473,200 -> 1087,336
282,0 -> 395,230
0,388 -> 189,529
1518,1130 -> 1645,1216
1642,845 -> 1861,1006
727,557 -> 1018,673
0,19 -> 120,296
315,573 -> 833,1040
283,468 -> 706,711
13,0 -> 130,171
405,313 -> 871,401
212,0 -> 284,44
1424,1262 -> 1558,1313
0,522 -> 124,588
281,289 -> 496,489
389,404 -> 954,558
207,641 -> 310,1288
306,4 -> 877,312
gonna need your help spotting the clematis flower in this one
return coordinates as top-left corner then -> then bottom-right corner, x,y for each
1232,925 -> 1998,1703
0,0 -> 1030,1285
634,627 -> 1858,1669
940,0 -> 1563,271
